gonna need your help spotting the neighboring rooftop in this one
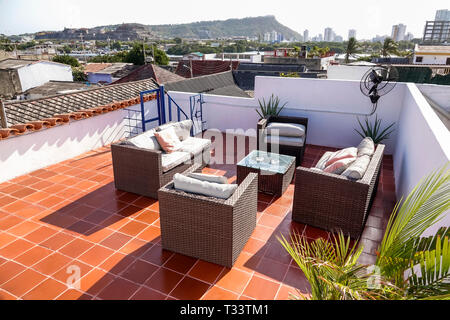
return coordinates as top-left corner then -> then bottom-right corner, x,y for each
23,81 -> 100,99
175,60 -> 239,78
0,58 -> 65,70
112,64 -> 184,85
165,71 -> 250,98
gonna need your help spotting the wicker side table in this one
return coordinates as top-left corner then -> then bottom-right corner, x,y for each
237,150 -> 295,197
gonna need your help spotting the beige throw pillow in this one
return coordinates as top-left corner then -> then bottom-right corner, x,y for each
357,137 -> 375,157
173,174 -> 237,199
154,127 -> 182,153
342,155 -> 371,180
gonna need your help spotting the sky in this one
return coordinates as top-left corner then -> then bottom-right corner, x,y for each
0,0 -> 448,40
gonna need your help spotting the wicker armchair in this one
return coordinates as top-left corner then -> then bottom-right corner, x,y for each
292,144 -> 385,239
158,164 -> 258,267
257,115 -> 308,166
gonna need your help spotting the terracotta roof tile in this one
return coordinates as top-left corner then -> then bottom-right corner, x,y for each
0,79 -> 159,139
112,64 -> 184,85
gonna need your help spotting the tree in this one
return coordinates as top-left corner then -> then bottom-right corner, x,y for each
124,43 -> 169,65
381,38 -> 398,57
345,37 -> 359,63
174,37 -> 182,44
61,45 -> 72,54
72,67 -> 87,82
52,55 -> 79,67
111,41 -> 121,51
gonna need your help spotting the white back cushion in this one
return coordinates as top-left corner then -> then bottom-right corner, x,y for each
266,122 -> 306,137
357,137 -> 375,157
173,174 -> 237,199
126,129 -> 161,151
188,172 -> 228,184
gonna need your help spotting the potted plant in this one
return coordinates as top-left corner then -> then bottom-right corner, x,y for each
355,114 -> 395,144
256,94 -> 287,119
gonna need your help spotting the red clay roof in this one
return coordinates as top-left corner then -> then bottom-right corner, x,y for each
175,60 -> 240,78
83,63 -> 112,73
0,79 -> 159,140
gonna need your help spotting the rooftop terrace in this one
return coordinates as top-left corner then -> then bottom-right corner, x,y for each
0,141 -> 395,300
0,76 -> 448,300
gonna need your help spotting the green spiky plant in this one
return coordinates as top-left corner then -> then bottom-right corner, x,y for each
355,114 -> 395,144
279,164 -> 450,300
256,94 -> 287,119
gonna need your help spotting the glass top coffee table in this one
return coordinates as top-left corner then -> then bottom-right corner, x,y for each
237,150 -> 296,196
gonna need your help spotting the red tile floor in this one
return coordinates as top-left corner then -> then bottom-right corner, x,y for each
0,142 -> 396,300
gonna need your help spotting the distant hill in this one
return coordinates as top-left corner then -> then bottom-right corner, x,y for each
33,16 -> 301,41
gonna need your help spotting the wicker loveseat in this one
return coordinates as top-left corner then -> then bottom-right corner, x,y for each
257,115 -> 308,166
292,144 -> 385,239
111,120 -> 211,199
158,164 -> 258,267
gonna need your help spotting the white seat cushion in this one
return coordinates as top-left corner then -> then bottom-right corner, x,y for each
161,151 -> 191,172
264,135 -> 304,147
342,155 -> 371,180
179,137 -> 211,156
188,173 -> 228,184
173,173 -> 237,200
125,129 -> 161,151
266,122 -> 306,137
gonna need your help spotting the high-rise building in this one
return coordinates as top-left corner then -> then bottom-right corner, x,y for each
335,35 -> 343,42
405,32 -> 414,41
303,29 -> 309,42
271,31 -> 278,43
422,20 -> 450,44
435,9 -> 450,21
348,29 -> 357,40
391,24 -> 407,41
318,33 -> 323,42
324,27 -> 334,41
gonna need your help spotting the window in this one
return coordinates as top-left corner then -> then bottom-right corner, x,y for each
416,56 -> 423,63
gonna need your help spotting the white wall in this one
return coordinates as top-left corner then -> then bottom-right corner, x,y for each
327,65 -> 372,81
393,83 -> 450,236
17,61 -> 73,92
413,54 -> 450,65
253,77 -> 404,154
416,84 -> 450,113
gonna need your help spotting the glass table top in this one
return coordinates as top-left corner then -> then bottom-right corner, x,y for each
237,150 -> 296,174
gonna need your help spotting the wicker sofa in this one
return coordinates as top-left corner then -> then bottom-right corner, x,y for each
111,120 -> 211,199
292,144 -> 385,239
158,164 -> 258,267
257,115 -> 308,166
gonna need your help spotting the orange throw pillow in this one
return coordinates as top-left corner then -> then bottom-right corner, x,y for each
325,147 -> 357,167
154,127 -> 181,153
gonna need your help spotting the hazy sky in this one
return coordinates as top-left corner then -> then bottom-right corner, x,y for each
0,0 -> 448,39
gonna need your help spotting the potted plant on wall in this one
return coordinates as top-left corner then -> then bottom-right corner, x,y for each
256,94 -> 287,120
355,114 -> 395,145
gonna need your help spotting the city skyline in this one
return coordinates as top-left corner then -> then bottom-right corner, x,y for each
0,0 -> 448,40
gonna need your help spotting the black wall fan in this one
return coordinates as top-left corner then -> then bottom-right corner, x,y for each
360,66 -> 399,116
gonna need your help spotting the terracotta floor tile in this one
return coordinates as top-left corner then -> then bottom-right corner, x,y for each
0,289 -> 18,300
275,284 -> 302,300
164,253 -> 197,274
136,225 -> 161,243
52,259 -> 92,284
2,268 -> 47,297
264,203 -> 289,217
130,286 -> 167,300
215,268 -> 252,295
257,213 -> 283,229
203,286 -> 238,300
38,195 -> 65,208
0,231 -> 17,248
145,267 -> 183,294
83,209 -> 112,225
242,237 -> 267,256
24,226 -> 58,244
81,227 -> 114,243
0,195 -> 18,207
282,266 -> 311,293
132,197 -> 157,209
134,209 -> 159,225
140,245 -> 173,266
0,215 -> 24,231
97,277 -> 140,300
121,259 -> 159,284
40,232 -> 76,251
55,289 -> 93,300
254,257 -> 289,283
170,276 -> 210,300
15,205 -> 46,219
118,220 -> 147,236
98,252 -> 135,275
33,252 -> 72,276
59,238 -> 94,259
0,261 -> 26,285
118,238 -> 148,257
100,232 -> 132,251
188,260 -> 224,284
242,275 -> 280,300
15,245 -> 53,267
234,251 -> 261,273
7,220 -> 41,237
11,187 -> 37,199
0,238 -> 34,259
22,278 -> 67,300
78,245 -> 114,267
79,268 -> 115,295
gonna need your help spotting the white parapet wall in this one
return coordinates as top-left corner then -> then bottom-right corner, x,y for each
394,83 -> 450,236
